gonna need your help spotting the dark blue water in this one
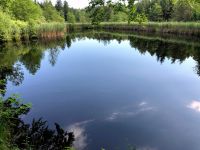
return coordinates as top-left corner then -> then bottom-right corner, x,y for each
2,32 -> 200,150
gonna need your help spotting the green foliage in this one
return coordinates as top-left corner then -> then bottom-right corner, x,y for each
55,0 -> 63,13
134,13 -> 148,24
0,0 -> 199,42
41,1 -> 64,22
63,0 -> 69,21
0,0 -> 13,12
110,12 -> 128,22
173,0 -> 194,21
11,0 -> 43,22
127,0 -> 136,24
149,3 -> 163,21
87,0 -> 106,25
0,95 -> 31,122
0,10 -> 28,41
67,12 -> 76,23
160,0 -> 174,21
0,10 -> 14,41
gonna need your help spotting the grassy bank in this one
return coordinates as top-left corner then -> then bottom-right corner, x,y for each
1,21 -> 200,43
66,22 -> 200,37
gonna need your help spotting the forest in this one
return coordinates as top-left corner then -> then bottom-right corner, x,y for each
0,0 -> 200,42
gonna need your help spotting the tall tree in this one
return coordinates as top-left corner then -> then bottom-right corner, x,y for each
160,0 -> 174,21
86,0 -> 105,25
127,0 -> 136,23
149,3 -> 163,21
55,0 -> 63,12
41,0 -> 64,22
63,0 -> 69,21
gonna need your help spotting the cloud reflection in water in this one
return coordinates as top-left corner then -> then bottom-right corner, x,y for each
137,146 -> 158,150
107,101 -> 155,121
67,120 -> 93,150
187,100 -> 200,112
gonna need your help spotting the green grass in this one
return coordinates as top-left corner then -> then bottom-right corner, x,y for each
36,22 -> 66,34
33,22 -> 66,39
66,22 -> 200,36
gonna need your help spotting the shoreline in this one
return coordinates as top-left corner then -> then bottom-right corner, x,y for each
1,22 -> 200,43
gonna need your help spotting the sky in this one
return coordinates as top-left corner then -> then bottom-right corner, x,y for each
38,0 -> 89,9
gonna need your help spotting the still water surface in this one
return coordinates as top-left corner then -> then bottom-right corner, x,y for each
1,32 -> 200,150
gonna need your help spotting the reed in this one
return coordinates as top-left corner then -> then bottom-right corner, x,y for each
35,22 -> 66,39
66,22 -> 200,37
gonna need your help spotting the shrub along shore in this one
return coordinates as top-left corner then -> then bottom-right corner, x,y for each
0,20 -> 66,42
67,22 -> 200,37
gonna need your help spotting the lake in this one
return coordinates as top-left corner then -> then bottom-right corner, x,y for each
1,31 -> 200,150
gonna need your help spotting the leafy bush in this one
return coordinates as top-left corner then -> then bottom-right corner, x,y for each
0,10 -> 12,41
0,10 -> 31,41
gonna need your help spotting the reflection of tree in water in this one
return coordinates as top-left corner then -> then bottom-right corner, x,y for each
49,47 -> 61,66
66,35 -> 72,48
193,50 -> 200,76
68,31 -> 200,76
128,36 -> 193,64
13,119 -> 75,150
20,48 -> 44,75
128,36 -> 200,76
0,64 -> 24,95
7,64 -> 24,86
1,32 -> 200,87
0,39 -> 66,94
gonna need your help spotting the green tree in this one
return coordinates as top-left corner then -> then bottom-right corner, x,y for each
104,1 -> 114,21
149,3 -> 163,21
55,0 -> 63,12
41,1 -> 64,22
63,0 -> 69,21
78,10 -> 90,23
127,0 -> 136,24
136,0 -> 151,15
173,0 -> 193,21
11,0 -> 43,22
134,13 -> 148,24
110,12 -> 128,22
67,12 -> 76,23
160,0 -> 174,21
86,0 -> 105,25
55,0 -> 63,16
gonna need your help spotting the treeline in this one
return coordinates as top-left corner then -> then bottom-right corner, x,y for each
0,0 -> 200,42
41,0 -> 90,23
86,0 -> 200,24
